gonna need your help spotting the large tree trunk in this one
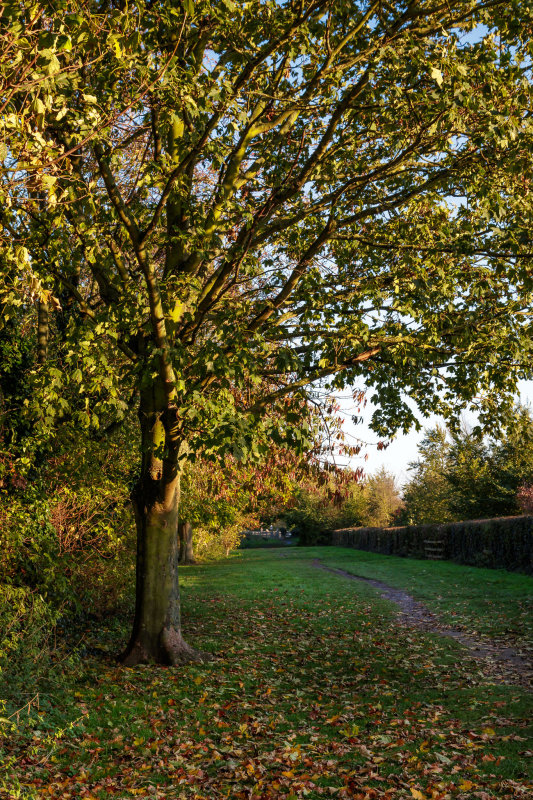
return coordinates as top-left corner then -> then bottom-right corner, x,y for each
178,520 -> 196,565
121,385 -> 209,666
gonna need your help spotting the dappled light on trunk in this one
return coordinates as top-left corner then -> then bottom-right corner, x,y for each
121,386 -> 210,666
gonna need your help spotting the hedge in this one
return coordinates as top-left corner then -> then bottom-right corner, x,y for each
331,515 -> 533,573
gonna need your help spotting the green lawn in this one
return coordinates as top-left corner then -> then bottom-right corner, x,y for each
1,547 -> 532,799
312,547 -> 533,647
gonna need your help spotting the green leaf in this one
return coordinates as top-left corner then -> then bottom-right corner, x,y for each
57,34 -> 72,52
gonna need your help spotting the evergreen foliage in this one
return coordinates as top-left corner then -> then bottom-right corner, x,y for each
403,408 -> 533,524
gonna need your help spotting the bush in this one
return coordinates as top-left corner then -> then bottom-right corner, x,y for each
0,487 -> 134,614
0,497 -> 69,603
0,584 -> 58,712
0,427 -> 137,711
332,515 -> 533,573
283,490 -> 334,545
192,523 -> 242,560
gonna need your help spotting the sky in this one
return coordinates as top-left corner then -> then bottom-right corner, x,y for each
332,21 -> 527,487
337,379 -> 533,487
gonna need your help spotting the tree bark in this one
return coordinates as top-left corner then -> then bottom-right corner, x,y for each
178,520 -> 196,565
121,383 -> 210,666
37,298 -> 49,364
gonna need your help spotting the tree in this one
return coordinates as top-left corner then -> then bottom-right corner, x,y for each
402,426 -> 455,524
445,429 -> 500,519
447,406 -> 533,519
2,1 -> 532,664
364,467 -> 402,527
402,408 -> 533,523
485,405 -> 533,515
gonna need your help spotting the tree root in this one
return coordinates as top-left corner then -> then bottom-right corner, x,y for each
161,627 -> 215,665
120,627 -> 214,667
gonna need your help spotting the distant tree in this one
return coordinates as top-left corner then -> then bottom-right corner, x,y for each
445,407 -> 533,519
402,426 -> 454,524
444,432 -> 495,519
364,467 -> 403,527
485,406 -> 533,516
402,408 -> 533,523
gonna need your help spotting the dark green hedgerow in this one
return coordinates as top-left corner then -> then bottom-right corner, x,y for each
331,515 -> 533,573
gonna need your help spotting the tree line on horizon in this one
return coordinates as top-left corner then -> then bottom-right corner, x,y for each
400,406 -> 533,526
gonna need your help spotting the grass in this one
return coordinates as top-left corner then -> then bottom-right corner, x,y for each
1,547 -> 532,799
311,547 -> 533,647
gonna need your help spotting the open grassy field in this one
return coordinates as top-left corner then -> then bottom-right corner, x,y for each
315,547 -> 533,648
1,547 -> 532,799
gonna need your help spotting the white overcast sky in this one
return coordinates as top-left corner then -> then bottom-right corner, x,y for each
337,379 -> 533,487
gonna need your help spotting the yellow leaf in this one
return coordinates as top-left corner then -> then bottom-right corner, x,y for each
194,675 -> 202,685
411,789 -> 426,800
482,727 -> 496,736
430,67 -> 443,87
459,780 -> 475,790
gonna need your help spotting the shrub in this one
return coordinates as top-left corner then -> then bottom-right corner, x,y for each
0,584 -> 58,712
332,515 -> 533,573
0,496 -> 68,603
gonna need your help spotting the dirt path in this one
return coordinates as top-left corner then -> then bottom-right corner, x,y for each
313,559 -> 532,689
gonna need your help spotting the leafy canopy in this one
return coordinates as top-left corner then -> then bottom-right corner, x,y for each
403,407 -> 533,523
1,0 -> 532,459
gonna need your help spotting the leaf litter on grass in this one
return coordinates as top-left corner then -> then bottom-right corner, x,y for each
312,559 -> 532,689
1,549 -> 531,799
